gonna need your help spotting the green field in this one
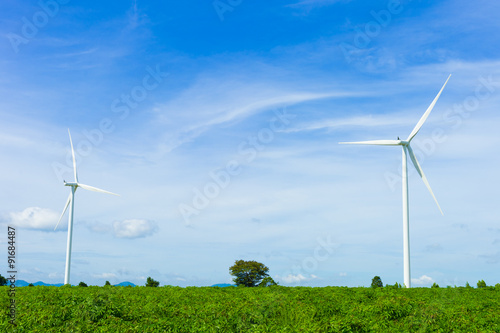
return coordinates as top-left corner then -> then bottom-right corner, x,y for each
2,285 -> 499,332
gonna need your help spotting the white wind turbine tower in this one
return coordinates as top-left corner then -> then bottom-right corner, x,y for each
55,129 -> 119,285
340,75 -> 451,288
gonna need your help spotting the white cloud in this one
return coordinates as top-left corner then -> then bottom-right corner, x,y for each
277,274 -> 318,283
92,273 -> 118,279
5,207 -> 61,231
113,219 -> 158,239
411,275 -> 434,286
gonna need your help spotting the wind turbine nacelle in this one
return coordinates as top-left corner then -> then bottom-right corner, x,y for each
64,182 -> 78,187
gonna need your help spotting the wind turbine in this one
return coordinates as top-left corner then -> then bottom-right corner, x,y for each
340,75 -> 451,288
55,129 -> 119,285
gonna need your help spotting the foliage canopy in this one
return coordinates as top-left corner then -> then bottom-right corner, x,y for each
477,280 -> 487,288
371,276 -> 383,288
229,260 -> 269,287
145,277 -> 160,287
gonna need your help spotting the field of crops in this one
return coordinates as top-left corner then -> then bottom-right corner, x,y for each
1,285 -> 499,332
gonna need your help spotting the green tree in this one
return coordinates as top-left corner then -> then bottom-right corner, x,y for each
431,282 -> 439,288
465,281 -> 472,288
105,280 -> 111,286
146,277 -> 160,287
78,281 -> 88,287
477,280 -> 487,288
28,283 -> 34,287
229,260 -> 269,287
371,276 -> 383,288
0,274 -> 7,286
259,276 -> 278,287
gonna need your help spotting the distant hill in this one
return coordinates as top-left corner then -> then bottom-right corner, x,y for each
33,281 -> 65,287
211,283 -> 235,288
13,280 -> 64,287
14,280 -> 29,287
12,280 -> 135,287
114,281 -> 136,287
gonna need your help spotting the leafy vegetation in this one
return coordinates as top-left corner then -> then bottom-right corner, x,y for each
477,279 -> 487,288
1,285 -> 498,332
258,276 -> 278,287
371,276 -> 383,288
145,277 -> 160,287
229,260 -> 270,287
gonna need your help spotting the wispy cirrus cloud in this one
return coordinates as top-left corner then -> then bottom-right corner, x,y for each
152,70 -> 358,153
283,114 -> 417,133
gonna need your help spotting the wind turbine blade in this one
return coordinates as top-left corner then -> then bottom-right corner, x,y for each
406,145 -> 443,215
78,183 -> 120,196
339,140 -> 401,146
68,129 -> 78,183
55,193 -> 72,230
407,74 -> 451,142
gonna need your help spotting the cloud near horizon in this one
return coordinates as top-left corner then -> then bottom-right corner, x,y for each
4,207 -> 62,231
113,219 -> 159,239
411,275 -> 435,286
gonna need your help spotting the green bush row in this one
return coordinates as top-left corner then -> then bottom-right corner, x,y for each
1,286 -> 499,332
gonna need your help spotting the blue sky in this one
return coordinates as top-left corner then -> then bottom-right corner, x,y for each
1,0 -> 499,287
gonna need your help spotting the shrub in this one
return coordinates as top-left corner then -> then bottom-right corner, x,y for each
145,277 -> 160,287
477,280 -> 487,288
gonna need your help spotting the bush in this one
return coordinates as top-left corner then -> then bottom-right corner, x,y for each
78,282 -> 88,287
145,277 -> 160,287
385,282 -> 402,289
431,282 -> 439,288
477,280 -> 487,288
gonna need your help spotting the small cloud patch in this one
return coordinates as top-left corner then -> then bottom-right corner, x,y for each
113,219 -> 158,239
425,243 -> 443,253
92,273 -> 118,279
411,275 -> 434,286
5,207 -> 61,231
277,274 -> 318,284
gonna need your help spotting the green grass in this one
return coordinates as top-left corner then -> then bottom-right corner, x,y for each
1,285 -> 499,332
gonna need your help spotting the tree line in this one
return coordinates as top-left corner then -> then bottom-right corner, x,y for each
0,262 -> 497,288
